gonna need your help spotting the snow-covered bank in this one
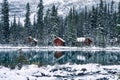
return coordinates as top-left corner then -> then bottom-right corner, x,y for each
0,46 -> 120,52
0,63 -> 120,80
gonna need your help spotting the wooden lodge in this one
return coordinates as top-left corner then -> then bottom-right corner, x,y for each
53,37 -> 65,46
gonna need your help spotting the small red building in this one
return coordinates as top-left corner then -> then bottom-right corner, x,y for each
54,37 -> 65,46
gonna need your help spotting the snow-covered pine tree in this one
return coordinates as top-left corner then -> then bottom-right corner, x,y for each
10,15 -> 17,44
77,10 -> 84,37
44,9 -> 51,45
24,3 -> 31,37
66,7 -> 77,46
1,0 -> 10,44
90,6 -> 98,45
50,5 -> 60,40
96,0 -> 106,47
36,0 -> 44,45
116,2 -> 120,37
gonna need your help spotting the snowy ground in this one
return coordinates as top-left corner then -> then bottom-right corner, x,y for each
0,63 -> 120,80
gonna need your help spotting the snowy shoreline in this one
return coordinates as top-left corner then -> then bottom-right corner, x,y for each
0,63 -> 120,80
0,46 -> 120,52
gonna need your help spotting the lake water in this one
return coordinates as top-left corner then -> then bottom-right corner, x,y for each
0,48 -> 120,80
0,49 -> 120,66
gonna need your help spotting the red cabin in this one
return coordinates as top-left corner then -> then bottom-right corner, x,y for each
54,37 -> 65,46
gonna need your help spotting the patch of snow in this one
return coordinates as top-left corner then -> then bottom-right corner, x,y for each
0,64 -> 119,80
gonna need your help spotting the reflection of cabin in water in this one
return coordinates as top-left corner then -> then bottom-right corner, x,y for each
54,51 -> 65,59
54,37 -> 65,46
76,37 -> 92,46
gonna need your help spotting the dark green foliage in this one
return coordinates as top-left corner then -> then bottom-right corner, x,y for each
10,15 -> 18,43
116,2 -> 120,36
1,0 -> 10,44
90,6 -> 98,45
65,7 -> 78,45
10,16 -> 24,45
44,5 -> 62,45
50,5 -> 61,40
36,0 -> 44,44
44,9 -> 51,45
96,0 -> 106,47
24,3 -> 31,37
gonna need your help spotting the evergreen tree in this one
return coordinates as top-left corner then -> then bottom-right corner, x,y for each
83,6 -> 90,37
44,9 -> 51,45
116,2 -> 120,36
10,15 -> 22,45
109,1 -> 116,38
17,18 -> 25,44
77,10 -> 84,37
0,22 -> 3,43
90,6 -> 98,45
44,5 -> 61,45
10,15 -> 17,44
31,15 -> 37,38
66,7 -> 77,46
36,0 -> 44,44
1,0 -> 10,44
96,0 -> 106,47
24,3 -> 31,36
50,5 -> 60,38
58,17 -> 65,38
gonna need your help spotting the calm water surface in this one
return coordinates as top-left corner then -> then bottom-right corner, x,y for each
0,49 -> 120,66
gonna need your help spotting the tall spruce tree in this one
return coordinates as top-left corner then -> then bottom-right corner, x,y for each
50,5 -> 60,38
116,2 -> 120,36
36,0 -> 44,44
83,6 -> 89,37
24,3 -> 31,36
109,1 -> 115,38
31,15 -> 37,37
44,9 -> 51,45
90,6 -> 98,45
96,0 -> 106,47
1,0 -> 10,44
66,7 -> 77,46
77,10 -> 84,37
10,15 -> 17,44
17,18 -> 25,44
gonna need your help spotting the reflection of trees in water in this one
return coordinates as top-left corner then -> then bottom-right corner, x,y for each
0,51 -> 119,67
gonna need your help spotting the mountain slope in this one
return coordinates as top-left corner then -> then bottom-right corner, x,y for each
0,0 -> 120,24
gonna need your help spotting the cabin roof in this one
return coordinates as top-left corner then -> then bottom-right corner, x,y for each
77,37 -> 86,42
54,37 -> 65,42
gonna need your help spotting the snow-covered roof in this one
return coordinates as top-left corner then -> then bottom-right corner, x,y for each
77,37 -> 86,42
33,38 -> 38,42
55,37 -> 65,42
